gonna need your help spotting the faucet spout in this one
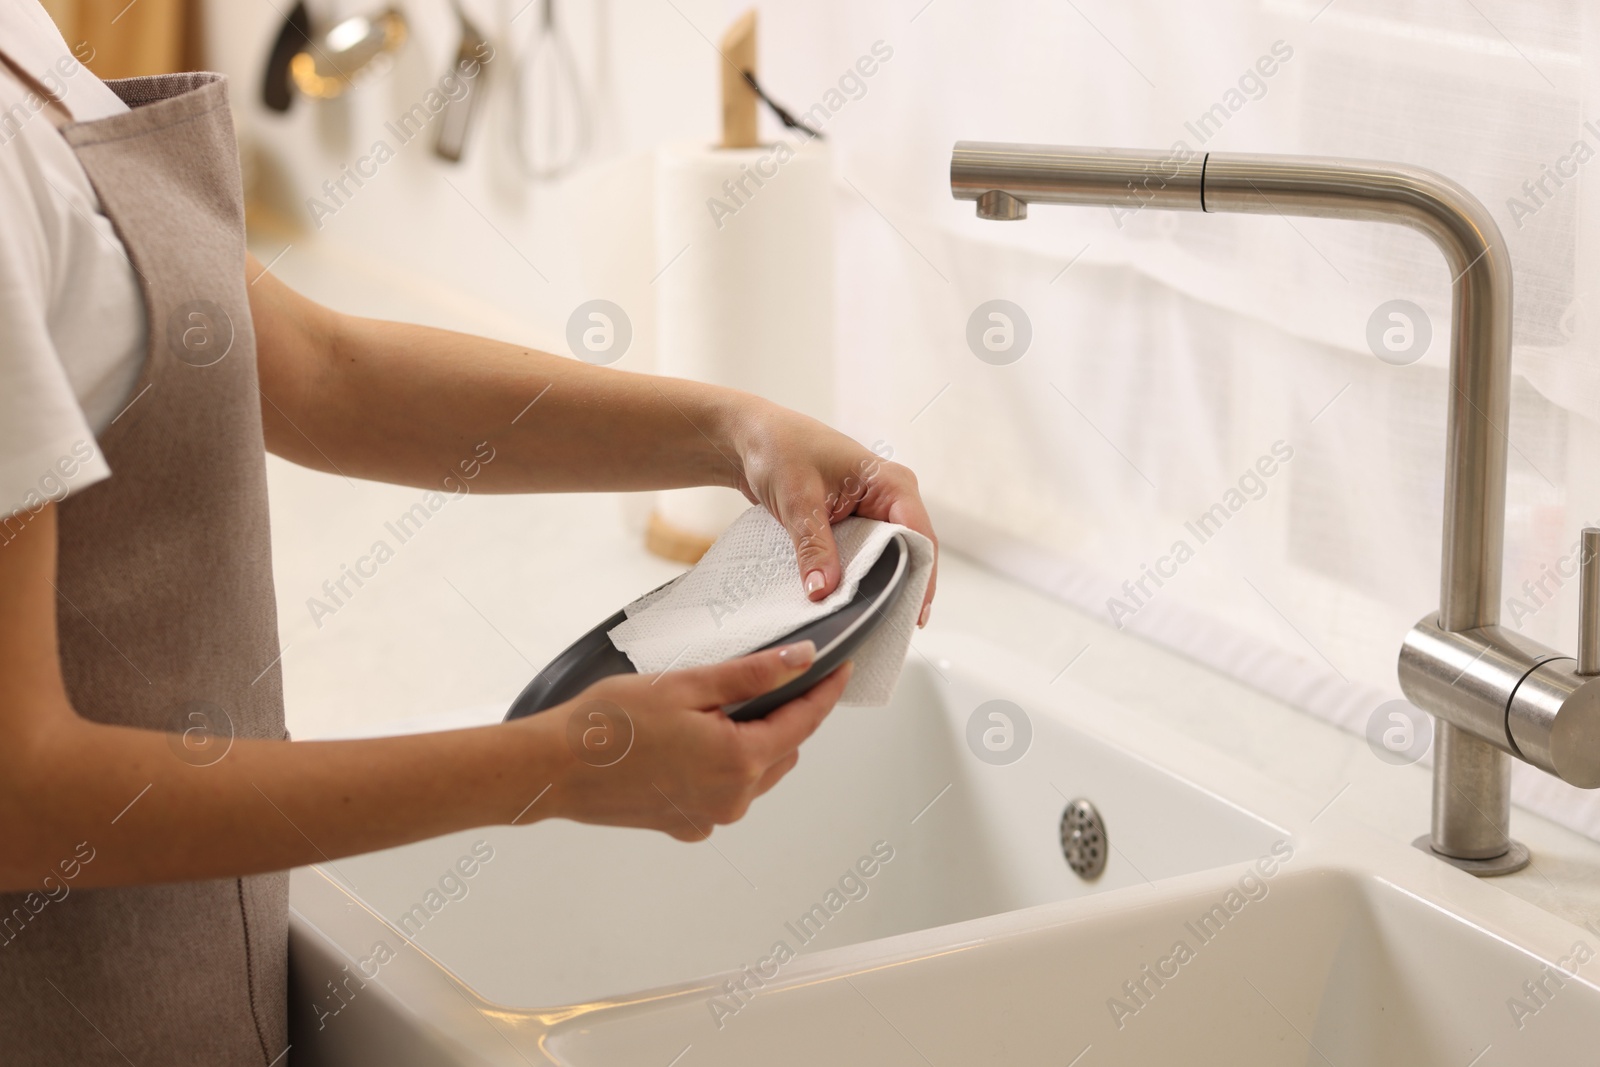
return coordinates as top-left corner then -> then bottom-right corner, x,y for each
949,141 -> 1580,875
953,141 -> 1513,634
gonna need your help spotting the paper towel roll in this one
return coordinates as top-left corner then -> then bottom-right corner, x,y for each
651,139 -> 835,551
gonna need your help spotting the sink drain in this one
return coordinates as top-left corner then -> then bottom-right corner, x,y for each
1060,798 -> 1107,880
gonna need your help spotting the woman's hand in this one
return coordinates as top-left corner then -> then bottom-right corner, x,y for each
725,398 -> 938,626
525,641 -> 850,840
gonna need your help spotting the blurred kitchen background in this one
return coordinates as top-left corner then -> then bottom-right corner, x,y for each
47,0 -> 1600,837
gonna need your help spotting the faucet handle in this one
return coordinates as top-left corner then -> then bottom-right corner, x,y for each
1581,528 -> 1600,676
1496,525 -> 1600,786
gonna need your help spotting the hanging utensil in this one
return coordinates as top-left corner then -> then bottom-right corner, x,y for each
289,6 -> 409,100
510,0 -> 588,180
261,0 -> 311,113
434,0 -> 490,162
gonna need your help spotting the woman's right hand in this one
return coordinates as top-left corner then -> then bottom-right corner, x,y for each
517,641 -> 850,840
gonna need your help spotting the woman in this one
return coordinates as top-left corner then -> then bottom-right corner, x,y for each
0,4 -> 937,1063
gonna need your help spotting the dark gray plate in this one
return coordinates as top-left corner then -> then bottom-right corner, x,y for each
504,534 -> 911,722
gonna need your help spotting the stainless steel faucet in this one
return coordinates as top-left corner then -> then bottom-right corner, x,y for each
950,142 -> 1600,876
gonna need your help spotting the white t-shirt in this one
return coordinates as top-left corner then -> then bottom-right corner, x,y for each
0,1 -> 146,524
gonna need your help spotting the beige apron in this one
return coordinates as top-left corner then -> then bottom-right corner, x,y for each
0,73 -> 289,1065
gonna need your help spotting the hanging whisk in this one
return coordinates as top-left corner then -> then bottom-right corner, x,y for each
510,0 -> 589,180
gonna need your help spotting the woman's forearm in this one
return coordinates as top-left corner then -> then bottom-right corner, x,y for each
3,710 -> 561,890
0,504 -> 557,889
246,260 -> 938,612
259,292 -> 755,495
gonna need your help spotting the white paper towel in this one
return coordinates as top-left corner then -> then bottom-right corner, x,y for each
608,507 -> 933,706
652,140 -> 835,539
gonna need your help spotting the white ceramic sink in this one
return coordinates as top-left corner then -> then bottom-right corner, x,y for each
287,631 -> 1600,1065
543,856 -> 1600,1066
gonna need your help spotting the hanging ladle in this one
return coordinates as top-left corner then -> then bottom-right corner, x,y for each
290,6 -> 409,100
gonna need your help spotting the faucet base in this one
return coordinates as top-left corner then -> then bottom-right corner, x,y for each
1411,834 -> 1530,877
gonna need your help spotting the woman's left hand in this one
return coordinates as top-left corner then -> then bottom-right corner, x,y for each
726,399 -> 938,627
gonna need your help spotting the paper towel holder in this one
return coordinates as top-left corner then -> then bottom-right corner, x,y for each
504,535 -> 912,722
720,9 -> 760,149
646,8 -> 834,566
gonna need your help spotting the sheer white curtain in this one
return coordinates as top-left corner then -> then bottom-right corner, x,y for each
214,0 -> 1600,839
757,0 -> 1600,838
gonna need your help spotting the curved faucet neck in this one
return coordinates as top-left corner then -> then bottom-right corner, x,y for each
950,141 -> 1514,632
